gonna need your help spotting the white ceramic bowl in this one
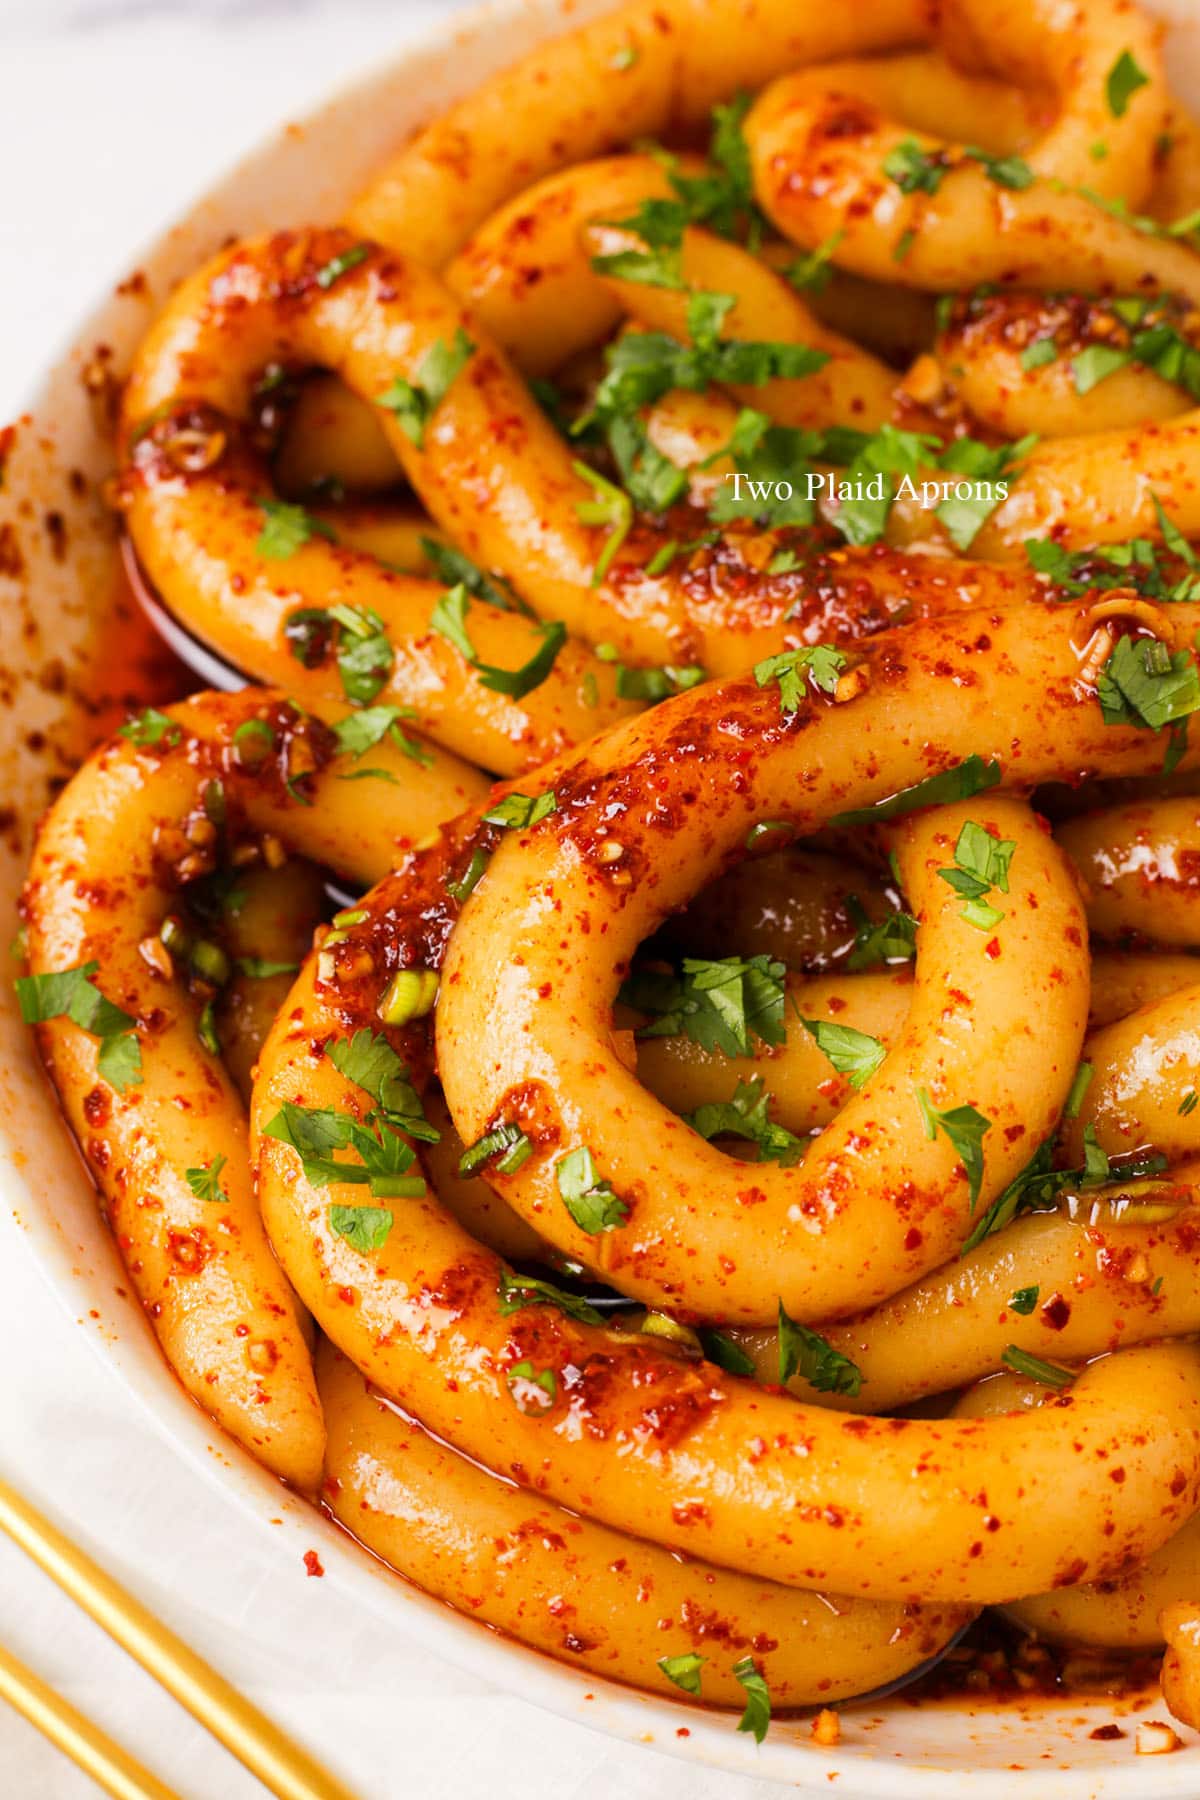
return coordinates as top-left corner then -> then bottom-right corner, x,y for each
5,3 -> 1200,1793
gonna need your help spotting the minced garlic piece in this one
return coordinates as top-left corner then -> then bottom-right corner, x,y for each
811,1708 -> 841,1747
1136,1720 -> 1182,1755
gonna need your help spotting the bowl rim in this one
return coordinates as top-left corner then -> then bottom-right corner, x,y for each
3,2 -> 1199,1792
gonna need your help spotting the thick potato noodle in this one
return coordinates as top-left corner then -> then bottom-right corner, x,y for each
635,951 -> 1200,1140
255,938 -> 1200,1602
438,601 -> 1200,1321
119,234 -> 635,778
729,1184 -> 1200,1412
346,0 -> 932,264
1058,798 -> 1200,946
319,1342 -> 971,1704
1005,1509 -> 1200,1651
26,0 -> 1200,1737
444,780 -> 1089,1323
118,222 -> 1052,727
954,1372 -> 1200,1651
21,688 -> 479,1490
250,603 -> 1200,1609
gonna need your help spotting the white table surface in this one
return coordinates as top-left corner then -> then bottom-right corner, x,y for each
0,3 -> 790,1796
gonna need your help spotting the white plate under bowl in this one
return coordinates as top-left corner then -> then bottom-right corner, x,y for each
4,2 -> 1200,1793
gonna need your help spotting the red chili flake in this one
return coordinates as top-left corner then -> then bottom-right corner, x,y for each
1039,1292 -> 1071,1331
303,1550 -> 324,1578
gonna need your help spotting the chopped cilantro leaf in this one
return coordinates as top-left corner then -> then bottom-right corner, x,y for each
753,644 -> 846,713
620,955 -> 787,1057
708,412 -> 824,527
605,413 -> 689,514
698,1328 -> 756,1376
324,1028 -> 438,1142
377,328 -> 475,447
938,819 -> 1015,931
837,425 -> 939,547
883,138 -> 948,195
777,1298 -> 862,1395
1106,49 -> 1150,118
631,92 -> 767,248
429,583 -> 474,660
97,1031 -> 142,1092
1065,1062 -> 1094,1119
582,313 -> 829,442
1024,510 -> 1200,604
964,147 -> 1035,190
431,583 -> 567,699
16,960 -> 142,1092
329,1205 -> 394,1253
556,1145 -> 628,1234
262,1102 -> 427,1199
286,603 -> 394,706
845,899 -> 918,971
1096,635 -> 1200,732
1073,343 -> 1132,394
707,91 -> 759,232
830,755 -> 1002,827
332,703 -> 431,768
331,605 -> 394,706
185,1155 -> 228,1202
684,1076 -> 806,1165
801,1018 -> 886,1089
961,1135 -> 1165,1253
1021,339 -> 1058,371
1153,494 -> 1198,566
916,1088 -> 991,1209
614,661 -> 706,702
961,1141 -> 1054,1253
419,536 -> 528,614
483,790 -> 557,830
1055,312 -> 1200,407
1081,1122 -> 1113,1186
936,434 -> 1036,550
496,1268 -> 604,1325
591,197 -> 688,289
733,1657 -> 771,1744
255,497 -> 336,561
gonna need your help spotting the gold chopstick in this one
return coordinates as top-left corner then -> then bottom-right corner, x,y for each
0,1641 -> 177,1800
0,1478 -> 359,1800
